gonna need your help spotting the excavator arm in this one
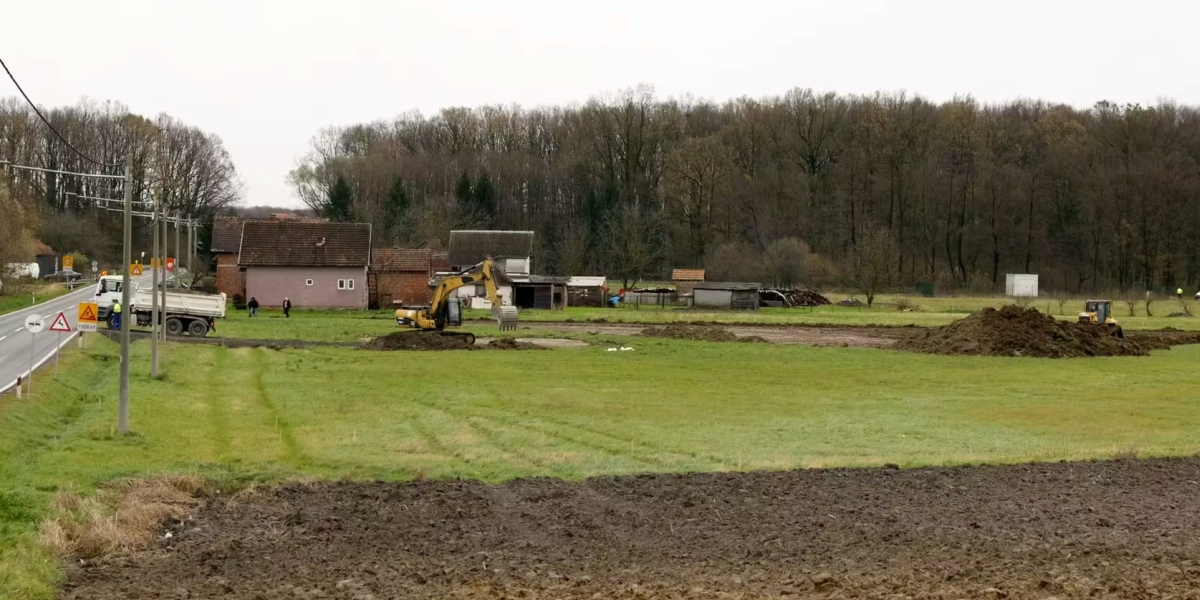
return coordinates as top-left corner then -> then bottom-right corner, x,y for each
396,259 -> 518,332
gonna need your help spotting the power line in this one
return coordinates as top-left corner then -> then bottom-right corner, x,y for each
0,56 -> 117,168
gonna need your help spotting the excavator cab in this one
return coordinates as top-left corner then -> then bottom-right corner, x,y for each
1078,300 -> 1123,338
445,297 -> 463,327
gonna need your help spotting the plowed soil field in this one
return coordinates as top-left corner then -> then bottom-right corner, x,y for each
63,457 -> 1200,599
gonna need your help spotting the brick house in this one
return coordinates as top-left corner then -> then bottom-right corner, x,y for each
239,221 -> 372,308
368,248 -> 436,309
211,216 -> 245,299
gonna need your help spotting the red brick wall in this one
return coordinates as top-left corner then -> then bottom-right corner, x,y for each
376,272 -> 432,307
215,253 -> 245,298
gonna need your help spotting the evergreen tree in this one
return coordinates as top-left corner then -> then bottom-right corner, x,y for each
325,175 -> 353,222
384,177 -> 409,243
473,171 -> 496,223
453,171 -> 473,206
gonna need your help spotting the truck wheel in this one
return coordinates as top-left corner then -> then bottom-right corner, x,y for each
187,319 -> 209,337
165,317 -> 183,336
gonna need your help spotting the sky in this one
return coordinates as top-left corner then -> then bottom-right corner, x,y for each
3,0 -> 1198,208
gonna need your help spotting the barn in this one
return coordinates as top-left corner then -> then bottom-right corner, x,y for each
692,282 -> 760,310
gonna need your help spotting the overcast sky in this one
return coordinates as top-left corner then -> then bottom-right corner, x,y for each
3,0 -> 1197,208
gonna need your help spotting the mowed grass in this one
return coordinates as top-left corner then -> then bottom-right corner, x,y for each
6,332 -> 1200,596
0,284 -> 70,317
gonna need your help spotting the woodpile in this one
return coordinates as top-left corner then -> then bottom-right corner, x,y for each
759,288 -> 831,308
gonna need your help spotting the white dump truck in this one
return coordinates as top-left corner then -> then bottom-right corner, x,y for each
129,288 -> 227,337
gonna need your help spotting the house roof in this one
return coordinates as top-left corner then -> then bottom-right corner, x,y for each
694,281 -> 760,291
448,230 -> 534,267
568,276 -> 607,287
371,248 -> 432,272
431,251 -> 450,272
239,221 -> 372,267
672,269 -> 705,281
211,217 -> 243,254
31,239 -> 54,256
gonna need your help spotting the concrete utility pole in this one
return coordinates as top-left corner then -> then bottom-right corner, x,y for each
118,155 -> 132,434
161,202 -> 169,343
174,211 -> 181,281
150,198 -> 160,377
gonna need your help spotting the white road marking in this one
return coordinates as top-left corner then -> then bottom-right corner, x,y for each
0,336 -> 6,342
15,327 -> 23,333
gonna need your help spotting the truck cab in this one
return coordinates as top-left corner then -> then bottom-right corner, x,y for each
93,275 -> 131,321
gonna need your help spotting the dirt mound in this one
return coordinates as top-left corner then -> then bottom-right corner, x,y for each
837,297 -> 864,307
486,338 -> 539,350
896,305 -> 1170,358
641,324 -> 737,342
62,457 -> 1200,600
1167,312 -> 1194,318
362,331 -> 472,351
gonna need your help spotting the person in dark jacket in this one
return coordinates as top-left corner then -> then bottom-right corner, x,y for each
283,297 -> 292,318
248,297 -> 259,318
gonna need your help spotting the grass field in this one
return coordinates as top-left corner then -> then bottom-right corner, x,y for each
0,284 -> 70,317
5,329 -> 1200,597
211,292 -> 1200,344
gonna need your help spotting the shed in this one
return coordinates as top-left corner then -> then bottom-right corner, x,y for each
1005,274 -> 1039,297
239,221 -> 372,308
512,275 -> 568,310
567,276 -> 608,307
693,282 -> 760,310
448,230 -> 534,275
369,248 -> 435,309
671,268 -> 706,294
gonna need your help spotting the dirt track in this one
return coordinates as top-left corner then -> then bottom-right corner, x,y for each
64,457 -> 1200,599
523,322 -> 911,348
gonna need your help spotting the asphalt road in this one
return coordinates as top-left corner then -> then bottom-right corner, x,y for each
0,276 -> 151,394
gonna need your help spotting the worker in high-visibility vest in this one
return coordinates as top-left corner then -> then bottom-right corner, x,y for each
1178,287 -> 1185,299
110,301 -> 122,330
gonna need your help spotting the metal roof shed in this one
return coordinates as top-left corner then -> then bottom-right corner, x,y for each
693,282 -> 760,310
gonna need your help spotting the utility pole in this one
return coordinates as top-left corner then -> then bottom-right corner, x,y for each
174,211 -> 181,282
150,197 -> 160,377
118,155 -> 132,434
161,200 -> 169,343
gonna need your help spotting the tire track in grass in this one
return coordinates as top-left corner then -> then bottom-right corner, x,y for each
206,347 -> 231,461
251,348 -> 305,467
469,405 -> 670,469
484,405 -> 733,469
409,410 -> 461,461
409,398 -> 548,472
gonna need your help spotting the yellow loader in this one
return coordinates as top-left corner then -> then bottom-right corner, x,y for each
1077,300 -> 1124,338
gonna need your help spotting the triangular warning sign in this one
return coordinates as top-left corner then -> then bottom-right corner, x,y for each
130,263 -> 143,276
49,311 -> 72,333
79,304 -> 97,322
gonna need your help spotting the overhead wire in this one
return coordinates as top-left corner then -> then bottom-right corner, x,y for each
0,55 -> 119,168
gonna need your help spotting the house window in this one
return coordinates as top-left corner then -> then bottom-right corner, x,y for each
475,284 -> 485,296
337,279 -> 355,290
337,279 -> 346,290
305,279 -> 314,286
347,279 -> 355,290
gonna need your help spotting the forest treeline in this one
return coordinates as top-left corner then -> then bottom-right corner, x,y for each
0,98 -> 240,274
290,86 -> 1200,293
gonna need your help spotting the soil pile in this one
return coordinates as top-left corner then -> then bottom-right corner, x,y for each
641,324 -> 738,342
362,331 -> 472,351
837,298 -> 864,307
63,457 -> 1200,600
897,305 -> 1165,358
486,338 -> 538,350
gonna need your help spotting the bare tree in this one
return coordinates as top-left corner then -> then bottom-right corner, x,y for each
601,204 -> 663,290
852,227 -> 897,307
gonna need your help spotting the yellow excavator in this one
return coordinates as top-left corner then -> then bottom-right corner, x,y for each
1078,299 -> 1123,338
395,258 -> 518,344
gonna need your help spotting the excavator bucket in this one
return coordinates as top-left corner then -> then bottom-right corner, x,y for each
492,305 -> 519,331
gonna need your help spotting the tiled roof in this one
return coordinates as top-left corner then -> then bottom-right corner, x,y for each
448,230 -> 534,267
239,221 -> 371,267
672,269 -> 705,281
211,217 -> 243,254
371,248 -> 432,272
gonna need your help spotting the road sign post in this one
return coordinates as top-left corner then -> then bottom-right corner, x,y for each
24,314 -> 44,394
49,311 -> 72,377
